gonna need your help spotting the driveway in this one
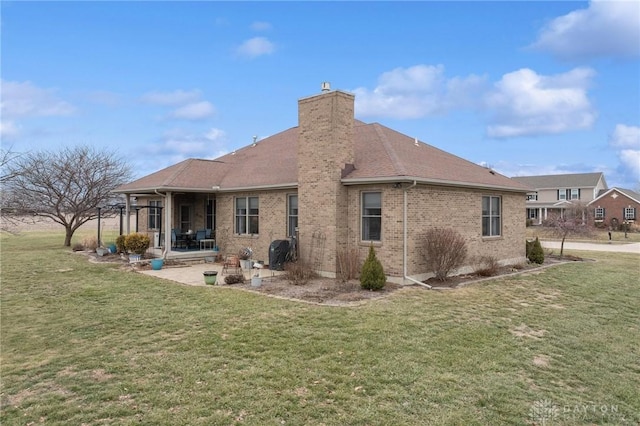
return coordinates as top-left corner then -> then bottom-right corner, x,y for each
540,240 -> 640,254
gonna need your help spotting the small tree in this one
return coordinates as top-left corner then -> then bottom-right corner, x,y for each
544,203 -> 594,257
360,245 -> 385,291
422,228 -> 467,281
2,145 -> 132,246
528,237 -> 545,264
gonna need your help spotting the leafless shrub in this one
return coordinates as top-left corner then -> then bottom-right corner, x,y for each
422,228 -> 467,281
82,236 -> 98,251
471,255 -> 501,277
284,260 -> 317,286
337,247 -> 360,282
224,274 -> 245,285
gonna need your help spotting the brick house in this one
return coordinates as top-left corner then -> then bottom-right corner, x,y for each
588,187 -> 639,229
114,84 -> 529,284
512,172 -> 608,225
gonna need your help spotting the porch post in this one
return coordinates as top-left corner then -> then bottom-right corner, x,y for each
164,191 -> 173,253
125,194 -> 131,234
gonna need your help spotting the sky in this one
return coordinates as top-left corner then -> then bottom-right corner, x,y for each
1,1 -> 639,189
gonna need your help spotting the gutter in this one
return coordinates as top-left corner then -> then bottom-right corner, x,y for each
342,176 -> 529,193
403,180 -> 432,289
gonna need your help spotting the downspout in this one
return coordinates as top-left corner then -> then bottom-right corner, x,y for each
403,180 -> 432,289
154,190 -> 169,259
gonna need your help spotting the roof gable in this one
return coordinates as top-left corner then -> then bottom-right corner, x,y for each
589,187 -> 640,205
512,172 -> 605,189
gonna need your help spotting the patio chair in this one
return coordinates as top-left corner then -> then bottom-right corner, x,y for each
172,229 -> 187,249
191,229 -> 207,249
222,254 -> 241,275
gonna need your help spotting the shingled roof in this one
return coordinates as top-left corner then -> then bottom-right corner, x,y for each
114,120 -> 529,194
511,172 -> 606,190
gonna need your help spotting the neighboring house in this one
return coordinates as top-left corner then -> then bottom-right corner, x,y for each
588,187 -> 639,229
512,172 -> 608,225
114,84 -> 529,284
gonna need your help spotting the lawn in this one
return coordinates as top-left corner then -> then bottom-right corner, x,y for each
1,232 -> 639,425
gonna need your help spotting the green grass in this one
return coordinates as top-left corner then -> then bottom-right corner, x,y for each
2,232 -> 639,425
527,225 -> 640,243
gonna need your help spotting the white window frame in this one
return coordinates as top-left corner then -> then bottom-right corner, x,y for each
624,207 -> 636,220
287,194 -> 298,237
482,195 -> 501,237
570,189 -> 580,200
558,189 -> 567,201
361,191 -> 382,242
148,200 -> 162,230
235,196 -> 259,235
594,207 -> 604,220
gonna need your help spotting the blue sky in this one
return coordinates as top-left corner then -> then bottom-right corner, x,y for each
2,1 -> 639,189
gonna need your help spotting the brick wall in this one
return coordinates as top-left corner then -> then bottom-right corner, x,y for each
297,89 -> 355,274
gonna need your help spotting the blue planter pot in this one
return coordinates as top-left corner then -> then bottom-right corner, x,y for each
151,259 -> 164,270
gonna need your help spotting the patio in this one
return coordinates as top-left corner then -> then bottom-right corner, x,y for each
139,260 -> 284,287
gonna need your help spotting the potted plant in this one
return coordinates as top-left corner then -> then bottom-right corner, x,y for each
124,232 -> 150,263
238,247 -> 253,270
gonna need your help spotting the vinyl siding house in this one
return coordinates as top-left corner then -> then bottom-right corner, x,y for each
114,85 -> 530,284
588,187 -> 639,229
512,172 -> 608,225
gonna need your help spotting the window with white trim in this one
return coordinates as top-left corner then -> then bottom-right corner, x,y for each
235,196 -> 259,234
624,207 -> 636,220
361,192 -> 381,241
571,188 -> 580,200
594,207 -> 604,220
558,189 -> 567,200
148,200 -> 162,229
288,194 -> 298,237
482,196 -> 501,237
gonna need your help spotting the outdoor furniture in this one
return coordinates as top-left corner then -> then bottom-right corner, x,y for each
222,254 -> 241,275
172,229 -> 188,249
190,229 -> 207,249
200,238 -> 215,250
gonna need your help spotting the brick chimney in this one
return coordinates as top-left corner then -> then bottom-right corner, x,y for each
297,83 -> 355,276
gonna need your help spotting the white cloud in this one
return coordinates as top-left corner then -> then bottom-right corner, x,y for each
205,128 -> 226,141
235,37 -> 275,58
169,101 -> 216,121
531,0 -> 640,60
609,124 -> 640,185
609,124 -> 640,148
484,67 -> 596,138
140,89 -> 202,106
0,80 -> 75,118
618,149 -> 640,181
250,21 -> 272,31
353,65 -> 487,119
0,120 -> 20,139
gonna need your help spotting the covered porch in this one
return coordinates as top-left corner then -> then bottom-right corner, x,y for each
121,189 -> 220,261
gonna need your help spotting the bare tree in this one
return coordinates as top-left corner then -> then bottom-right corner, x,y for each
2,145 -> 133,246
544,202 -> 594,257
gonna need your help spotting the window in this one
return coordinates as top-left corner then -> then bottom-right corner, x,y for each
362,192 -> 381,241
526,193 -> 538,201
571,189 -> 580,200
179,205 -> 192,232
558,189 -> 567,200
288,194 -> 298,237
236,196 -> 259,234
594,207 -> 604,220
624,207 -> 636,220
482,196 -> 501,237
527,208 -> 538,220
148,200 -> 162,229
206,199 -> 215,230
